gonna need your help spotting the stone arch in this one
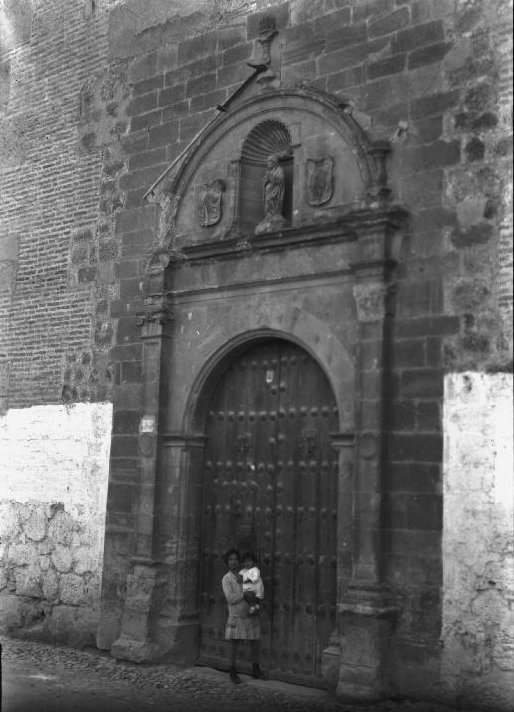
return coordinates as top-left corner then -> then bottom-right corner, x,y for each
183,320 -> 355,438
190,330 -> 344,679
125,76 -> 406,690
146,86 -> 389,250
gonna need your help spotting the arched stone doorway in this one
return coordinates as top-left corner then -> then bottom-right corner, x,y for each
197,337 -> 339,685
105,80 -> 406,700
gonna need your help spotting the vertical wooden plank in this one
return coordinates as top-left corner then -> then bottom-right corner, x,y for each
270,342 -> 297,676
253,342 -> 280,668
310,358 -> 339,673
296,349 -> 320,676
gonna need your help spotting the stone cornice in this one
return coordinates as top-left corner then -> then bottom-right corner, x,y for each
168,206 -> 407,266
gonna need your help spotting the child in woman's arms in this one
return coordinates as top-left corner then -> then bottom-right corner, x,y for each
240,552 -> 264,615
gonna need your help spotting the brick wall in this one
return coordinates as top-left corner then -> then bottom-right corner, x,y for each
0,0 -> 119,410
1,2 -> 510,410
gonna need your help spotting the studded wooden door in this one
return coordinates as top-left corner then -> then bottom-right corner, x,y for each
198,339 -> 338,685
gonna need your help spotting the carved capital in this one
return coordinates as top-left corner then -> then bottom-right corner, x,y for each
352,283 -> 388,323
143,247 -> 171,297
137,293 -> 174,329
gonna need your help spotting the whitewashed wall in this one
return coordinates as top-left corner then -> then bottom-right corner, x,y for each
0,403 -> 112,645
443,372 -> 514,711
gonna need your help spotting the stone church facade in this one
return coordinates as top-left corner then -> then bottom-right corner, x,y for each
0,1 -> 512,709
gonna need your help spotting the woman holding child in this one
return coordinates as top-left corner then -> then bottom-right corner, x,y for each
221,549 -> 265,684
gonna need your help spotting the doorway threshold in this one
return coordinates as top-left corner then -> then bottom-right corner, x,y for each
193,664 -> 332,703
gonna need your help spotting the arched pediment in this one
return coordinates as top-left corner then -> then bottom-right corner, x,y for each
146,86 -> 391,252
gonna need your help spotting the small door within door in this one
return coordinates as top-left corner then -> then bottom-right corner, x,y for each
198,339 -> 338,686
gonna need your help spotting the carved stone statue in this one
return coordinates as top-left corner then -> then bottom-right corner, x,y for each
263,154 -> 284,217
306,156 -> 334,206
255,154 -> 287,234
198,179 -> 225,227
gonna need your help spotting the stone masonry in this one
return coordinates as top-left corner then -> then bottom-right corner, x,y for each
0,1 -> 512,710
0,403 -> 112,646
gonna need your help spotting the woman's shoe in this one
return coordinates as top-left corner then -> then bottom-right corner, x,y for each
252,664 -> 266,679
229,667 -> 242,684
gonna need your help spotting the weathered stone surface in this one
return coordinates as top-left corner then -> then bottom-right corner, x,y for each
51,545 -> 73,574
456,196 -> 489,228
37,540 -> 54,555
352,284 -> 387,323
0,595 -> 24,629
0,0 -> 32,50
111,636 -> 160,663
39,556 -> 50,572
0,404 -> 112,643
15,570 -> 42,598
0,501 -> 19,536
23,507 -> 48,542
60,574 -> 88,606
443,373 -> 514,710
109,0 -> 216,59
451,279 -> 490,311
41,570 -> 60,602
47,604 -> 98,648
8,543 -> 37,568
47,512 -> 77,547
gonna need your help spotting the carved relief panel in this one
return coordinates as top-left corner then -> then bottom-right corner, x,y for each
196,179 -> 226,227
162,91 -> 371,250
306,156 -> 334,206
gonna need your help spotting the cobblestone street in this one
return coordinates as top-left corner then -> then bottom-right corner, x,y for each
1,638 -> 462,712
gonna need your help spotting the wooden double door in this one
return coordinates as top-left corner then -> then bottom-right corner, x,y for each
198,339 -> 339,685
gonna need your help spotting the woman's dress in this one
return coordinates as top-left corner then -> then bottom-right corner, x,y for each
222,571 -> 260,640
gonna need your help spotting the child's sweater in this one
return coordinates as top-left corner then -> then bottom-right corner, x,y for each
239,566 -> 264,599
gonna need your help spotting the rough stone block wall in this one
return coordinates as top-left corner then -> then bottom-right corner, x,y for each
443,372 -> 514,710
0,403 -> 112,645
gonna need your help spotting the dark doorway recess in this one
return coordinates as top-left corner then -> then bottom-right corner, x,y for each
198,339 -> 338,686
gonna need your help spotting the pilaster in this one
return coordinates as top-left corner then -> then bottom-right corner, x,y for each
321,431 -> 355,687
111,258 -> 174,662
334,212 -> 404,700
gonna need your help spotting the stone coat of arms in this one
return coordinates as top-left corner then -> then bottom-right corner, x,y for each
197,179 -> 226,227
306,156 -> 334,206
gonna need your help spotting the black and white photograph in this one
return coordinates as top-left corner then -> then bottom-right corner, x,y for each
0,1 -> 512,710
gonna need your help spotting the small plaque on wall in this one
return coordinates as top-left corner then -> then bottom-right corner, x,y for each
140,415 -> 156,434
